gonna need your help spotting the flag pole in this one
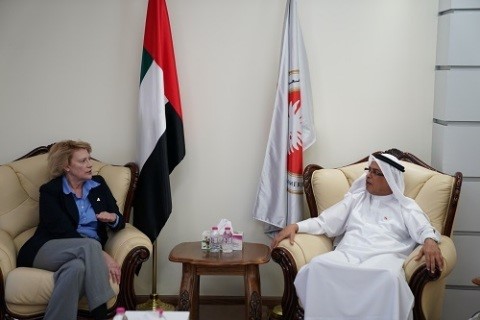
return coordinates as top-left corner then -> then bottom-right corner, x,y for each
136,0 -> 185,311
254,0 -> 315,318
136,240 -> 175,311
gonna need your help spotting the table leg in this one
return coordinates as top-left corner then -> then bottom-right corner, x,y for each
244,264 -> 262,320
176,263 -> 200,320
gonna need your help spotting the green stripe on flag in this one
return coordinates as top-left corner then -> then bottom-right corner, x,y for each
140,48 -> 153,84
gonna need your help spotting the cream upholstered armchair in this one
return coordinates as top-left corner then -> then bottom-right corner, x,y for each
0,145 -> 153,319
271,149 -> 462,320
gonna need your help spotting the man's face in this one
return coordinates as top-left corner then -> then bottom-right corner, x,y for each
365,161 -> 393,196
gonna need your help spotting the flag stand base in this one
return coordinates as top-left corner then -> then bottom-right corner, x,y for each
269,304 -> 283,319
136,241 -> 175,311
136,293 -> 175,311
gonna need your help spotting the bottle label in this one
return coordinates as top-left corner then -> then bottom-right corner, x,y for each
210,229 -> 221,252
222,230 -> 233,253
201,230 -> 211,250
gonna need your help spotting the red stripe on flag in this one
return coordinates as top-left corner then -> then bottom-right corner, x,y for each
143,0 -> 182,119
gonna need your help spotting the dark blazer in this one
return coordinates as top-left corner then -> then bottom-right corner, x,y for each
17,175 -> 125,267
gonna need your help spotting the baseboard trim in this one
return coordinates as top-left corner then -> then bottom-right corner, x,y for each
136,295 -> 281,309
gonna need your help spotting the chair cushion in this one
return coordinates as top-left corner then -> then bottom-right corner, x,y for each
5,267 -> 119,315
5,267 -> 52,316
278,234 -> 333,270
0,156 -> 46,253
311,161 -> 456,234
92,162 -> 132,217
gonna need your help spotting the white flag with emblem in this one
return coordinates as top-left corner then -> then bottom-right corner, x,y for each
253,0 -> 316,237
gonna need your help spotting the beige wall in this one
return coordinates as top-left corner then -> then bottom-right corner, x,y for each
0,0 -> 438,297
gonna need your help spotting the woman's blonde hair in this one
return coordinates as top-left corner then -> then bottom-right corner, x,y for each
48,140 -> 92,178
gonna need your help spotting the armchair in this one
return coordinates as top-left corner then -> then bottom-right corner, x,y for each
0,145 -> 153,319
271,148 -> 462,320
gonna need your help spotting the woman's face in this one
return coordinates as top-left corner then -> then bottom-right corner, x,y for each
65,148 -> 93,183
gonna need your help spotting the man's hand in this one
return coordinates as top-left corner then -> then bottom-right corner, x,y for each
415,238 -> 444,274
271,224 -> 299,249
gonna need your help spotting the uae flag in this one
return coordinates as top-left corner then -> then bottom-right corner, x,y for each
134,0 -> 185,243
252,0 -> 315,237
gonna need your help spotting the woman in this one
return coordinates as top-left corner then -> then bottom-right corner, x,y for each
17,140 -> 125,320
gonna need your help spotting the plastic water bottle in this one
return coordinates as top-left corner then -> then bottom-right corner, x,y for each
112,307 -> 128,320
155,308 -> 166,319
222,227 -> 233,253
210,226 -> 221,252
201,230 -> 211,251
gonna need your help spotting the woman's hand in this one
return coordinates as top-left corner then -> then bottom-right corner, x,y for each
96,211 -> 117,223
103,251 -> 121,284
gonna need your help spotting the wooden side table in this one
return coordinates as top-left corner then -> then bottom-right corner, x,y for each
168,241 -> 271,320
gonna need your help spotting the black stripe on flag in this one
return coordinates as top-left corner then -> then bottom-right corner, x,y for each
133,101 -> 185,242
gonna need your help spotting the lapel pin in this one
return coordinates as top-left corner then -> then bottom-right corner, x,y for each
97,198 -> 101,202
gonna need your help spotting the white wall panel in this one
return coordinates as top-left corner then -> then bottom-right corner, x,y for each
454,179 -> 480,231
434,69 -> 480,121
432,122 -> 480,177
442,288 -> 480,320
446,235 -> 480,285
436,11 -> 480,66
434,3 -> 480,319
439,0 -> 480,12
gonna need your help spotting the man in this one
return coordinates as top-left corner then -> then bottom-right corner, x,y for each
271,153 -> 444,320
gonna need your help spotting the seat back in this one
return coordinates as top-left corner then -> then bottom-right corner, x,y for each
304,149 -> 462,236
0,145 -> 138,254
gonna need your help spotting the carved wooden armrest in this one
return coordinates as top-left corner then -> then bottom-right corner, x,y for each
272,234 -> 333,320
103,223 -> 152,309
